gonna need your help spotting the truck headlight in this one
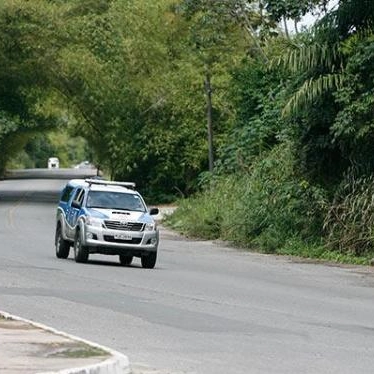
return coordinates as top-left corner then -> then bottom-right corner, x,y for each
86,217 -> 103,227
144,222 -> 156,231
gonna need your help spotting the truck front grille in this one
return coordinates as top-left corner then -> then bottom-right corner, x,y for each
104,220 -> 144,231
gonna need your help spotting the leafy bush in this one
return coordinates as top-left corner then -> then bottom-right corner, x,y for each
166,176 -> 237,239
166,143 -> 327,253
220,143 -> 326,251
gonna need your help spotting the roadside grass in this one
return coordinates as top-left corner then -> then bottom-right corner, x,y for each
276,238 -> 370,265
164,146 -> 374,267
166,206 -> 372,265
46,342 -> 108,358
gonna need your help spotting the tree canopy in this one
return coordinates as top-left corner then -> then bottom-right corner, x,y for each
2,0 -> 374,256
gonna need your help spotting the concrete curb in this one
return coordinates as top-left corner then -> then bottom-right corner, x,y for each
0,310 -> 131,374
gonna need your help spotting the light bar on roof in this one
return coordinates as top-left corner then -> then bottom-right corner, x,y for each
85,179 -> 136,189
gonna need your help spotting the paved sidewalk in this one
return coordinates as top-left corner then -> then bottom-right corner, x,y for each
0,311 -> 131,374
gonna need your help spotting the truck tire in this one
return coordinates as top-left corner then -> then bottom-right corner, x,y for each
74,229 -> 89,263
141,252 -> 157,269
119,255 -> 133,266
55,224 -> 70,259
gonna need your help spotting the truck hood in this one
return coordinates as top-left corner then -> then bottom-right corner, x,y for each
85,208 -> 153,223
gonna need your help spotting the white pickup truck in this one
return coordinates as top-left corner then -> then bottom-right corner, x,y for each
55,178 -> 159,268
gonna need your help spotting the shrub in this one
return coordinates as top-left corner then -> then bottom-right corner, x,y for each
220,143 -> 326,251
167,143 -> 327,253
166,175 -> 239,239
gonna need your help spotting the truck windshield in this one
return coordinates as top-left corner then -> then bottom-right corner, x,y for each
87,191 -> 145,212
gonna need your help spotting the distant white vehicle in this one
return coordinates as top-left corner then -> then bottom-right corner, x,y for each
48,157 -> 59,169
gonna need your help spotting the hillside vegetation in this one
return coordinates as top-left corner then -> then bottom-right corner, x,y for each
1,0 -> 374,261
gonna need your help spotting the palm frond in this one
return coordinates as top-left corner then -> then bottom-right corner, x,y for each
281,42 -> 341,73
282,73 -> 343,116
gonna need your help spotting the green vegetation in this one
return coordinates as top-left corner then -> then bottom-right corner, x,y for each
165,0 -> 374,263
1,0 -> 374,262
47,342 -> 108,358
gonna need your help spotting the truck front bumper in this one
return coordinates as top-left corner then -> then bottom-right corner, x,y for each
82,225 -> 159,253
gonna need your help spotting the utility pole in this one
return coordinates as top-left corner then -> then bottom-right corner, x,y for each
204,71 -> 214,172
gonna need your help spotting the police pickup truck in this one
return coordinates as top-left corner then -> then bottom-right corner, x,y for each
55,178 -> 159,268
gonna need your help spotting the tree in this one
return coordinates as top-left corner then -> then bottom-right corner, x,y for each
275,0 -> 374,182
0,0 -> 66,176
177,0 -> 255,172
265,0 -> 329,36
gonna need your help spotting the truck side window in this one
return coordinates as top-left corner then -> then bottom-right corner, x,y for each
77,190 -> 85,205
61,186 -> 74,202
72,188 -> 83,205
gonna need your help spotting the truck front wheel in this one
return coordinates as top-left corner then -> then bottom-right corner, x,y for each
141,252 -> 157,269
74,229 -> 89,263
119,255 -> 133,266
55,224 -> 70,259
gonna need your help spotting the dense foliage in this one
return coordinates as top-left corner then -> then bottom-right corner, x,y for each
167,0 -> 374,262
1,0 -> 374,260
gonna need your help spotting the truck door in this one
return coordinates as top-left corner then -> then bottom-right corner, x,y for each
67,188 -> 85,238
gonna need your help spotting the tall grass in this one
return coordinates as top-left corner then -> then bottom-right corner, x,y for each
324,172 -> 374,256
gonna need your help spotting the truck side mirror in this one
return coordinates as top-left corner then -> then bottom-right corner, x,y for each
149,208 -> 159,215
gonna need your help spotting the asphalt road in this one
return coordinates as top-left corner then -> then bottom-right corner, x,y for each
1,178 -> 374,373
